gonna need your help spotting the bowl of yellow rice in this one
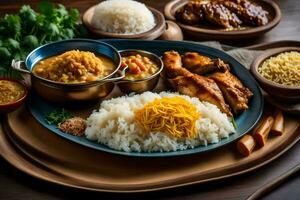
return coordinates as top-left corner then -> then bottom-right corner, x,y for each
251,47 -> 300,101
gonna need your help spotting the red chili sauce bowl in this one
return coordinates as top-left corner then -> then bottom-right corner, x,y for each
0,78 -> 28,113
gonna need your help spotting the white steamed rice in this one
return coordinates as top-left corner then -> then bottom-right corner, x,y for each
85,92 -> 235,152
91,0 -> 156,34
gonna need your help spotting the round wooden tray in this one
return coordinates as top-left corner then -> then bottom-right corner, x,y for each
0,106 -> 299,193
1,41 -> 299,193
164,0 -> 281,40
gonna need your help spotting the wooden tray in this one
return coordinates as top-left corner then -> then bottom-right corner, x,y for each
0,106 -> 299,192
0,40 -> 299,192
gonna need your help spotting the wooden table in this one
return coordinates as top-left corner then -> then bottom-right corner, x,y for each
0,0 -> 299,199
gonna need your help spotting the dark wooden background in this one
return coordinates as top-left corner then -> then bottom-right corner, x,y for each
0,0 -> 300,199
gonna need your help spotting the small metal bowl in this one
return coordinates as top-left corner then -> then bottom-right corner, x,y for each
11,39 -> 125,103
117,50 -> 164,94
0,78 -> 28,113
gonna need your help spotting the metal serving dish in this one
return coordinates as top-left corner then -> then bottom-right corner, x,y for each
12,39 -> 125,103
117,49 -> 164,94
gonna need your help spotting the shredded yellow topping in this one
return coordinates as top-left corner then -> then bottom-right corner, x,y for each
134,96 -> 201,139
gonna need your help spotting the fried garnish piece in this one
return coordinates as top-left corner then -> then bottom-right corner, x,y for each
182,52 -> 230,75
163,51 -> 232,116
59,117 -> 86,136
209,70 -> 253,114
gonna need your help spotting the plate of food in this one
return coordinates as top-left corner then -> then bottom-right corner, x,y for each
164,0 -> 281,40
14,39 -> 263,157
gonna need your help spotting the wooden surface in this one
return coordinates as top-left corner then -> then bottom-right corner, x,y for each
1,106 -> 298,193
0,0 -> 300,199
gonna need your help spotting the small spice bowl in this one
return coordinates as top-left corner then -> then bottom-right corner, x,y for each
250,47 -> 300,102
0,78 -> 28,113
117,50 -> 164,94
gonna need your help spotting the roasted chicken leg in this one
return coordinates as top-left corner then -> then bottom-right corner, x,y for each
175,1 -> 205,25
209,70 -> 253,114
182,52 -> 230,75
163,51 -> 232,116
201,1 -> 242,28
222,0 -> 269,26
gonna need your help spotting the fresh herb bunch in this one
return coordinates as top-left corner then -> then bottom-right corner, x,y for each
45,108 -> 72,125
0,2 -> 88,78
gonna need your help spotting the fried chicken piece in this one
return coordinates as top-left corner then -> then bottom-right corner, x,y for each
162,50 -> 189,78
222,0 -> 269,26
209,70 -> 253,114
163,51 -> 232,116
170,74 -> 232,116
182,52 -> 230,75
175,1 -> 206,25
201,2 -> 242,28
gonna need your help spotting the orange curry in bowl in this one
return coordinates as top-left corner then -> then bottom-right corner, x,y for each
33,50 -> 115,83
121,53 -> 159,80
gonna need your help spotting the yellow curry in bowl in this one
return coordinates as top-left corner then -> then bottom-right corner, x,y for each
33,50 -> 115,83
0,80 -> 26,105
121,53 -> 159,80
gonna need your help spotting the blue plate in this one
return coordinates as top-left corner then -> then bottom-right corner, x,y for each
28,39 -> 263,157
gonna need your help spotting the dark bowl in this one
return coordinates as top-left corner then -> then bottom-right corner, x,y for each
250,47 -> 300,102
0,78 -> 28,113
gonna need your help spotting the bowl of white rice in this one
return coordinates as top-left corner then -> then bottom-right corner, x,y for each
83,0 -> 166,39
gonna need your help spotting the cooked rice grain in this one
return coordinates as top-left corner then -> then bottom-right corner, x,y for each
91,0 -> 155,34
258,51 -> 300,86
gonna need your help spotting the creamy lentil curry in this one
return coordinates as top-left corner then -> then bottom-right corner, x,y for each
0,80 -> 25,105
33,50 -> 115,83
121,54 -> 159,80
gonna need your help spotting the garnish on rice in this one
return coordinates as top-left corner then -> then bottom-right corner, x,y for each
134,96 -> 201,138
